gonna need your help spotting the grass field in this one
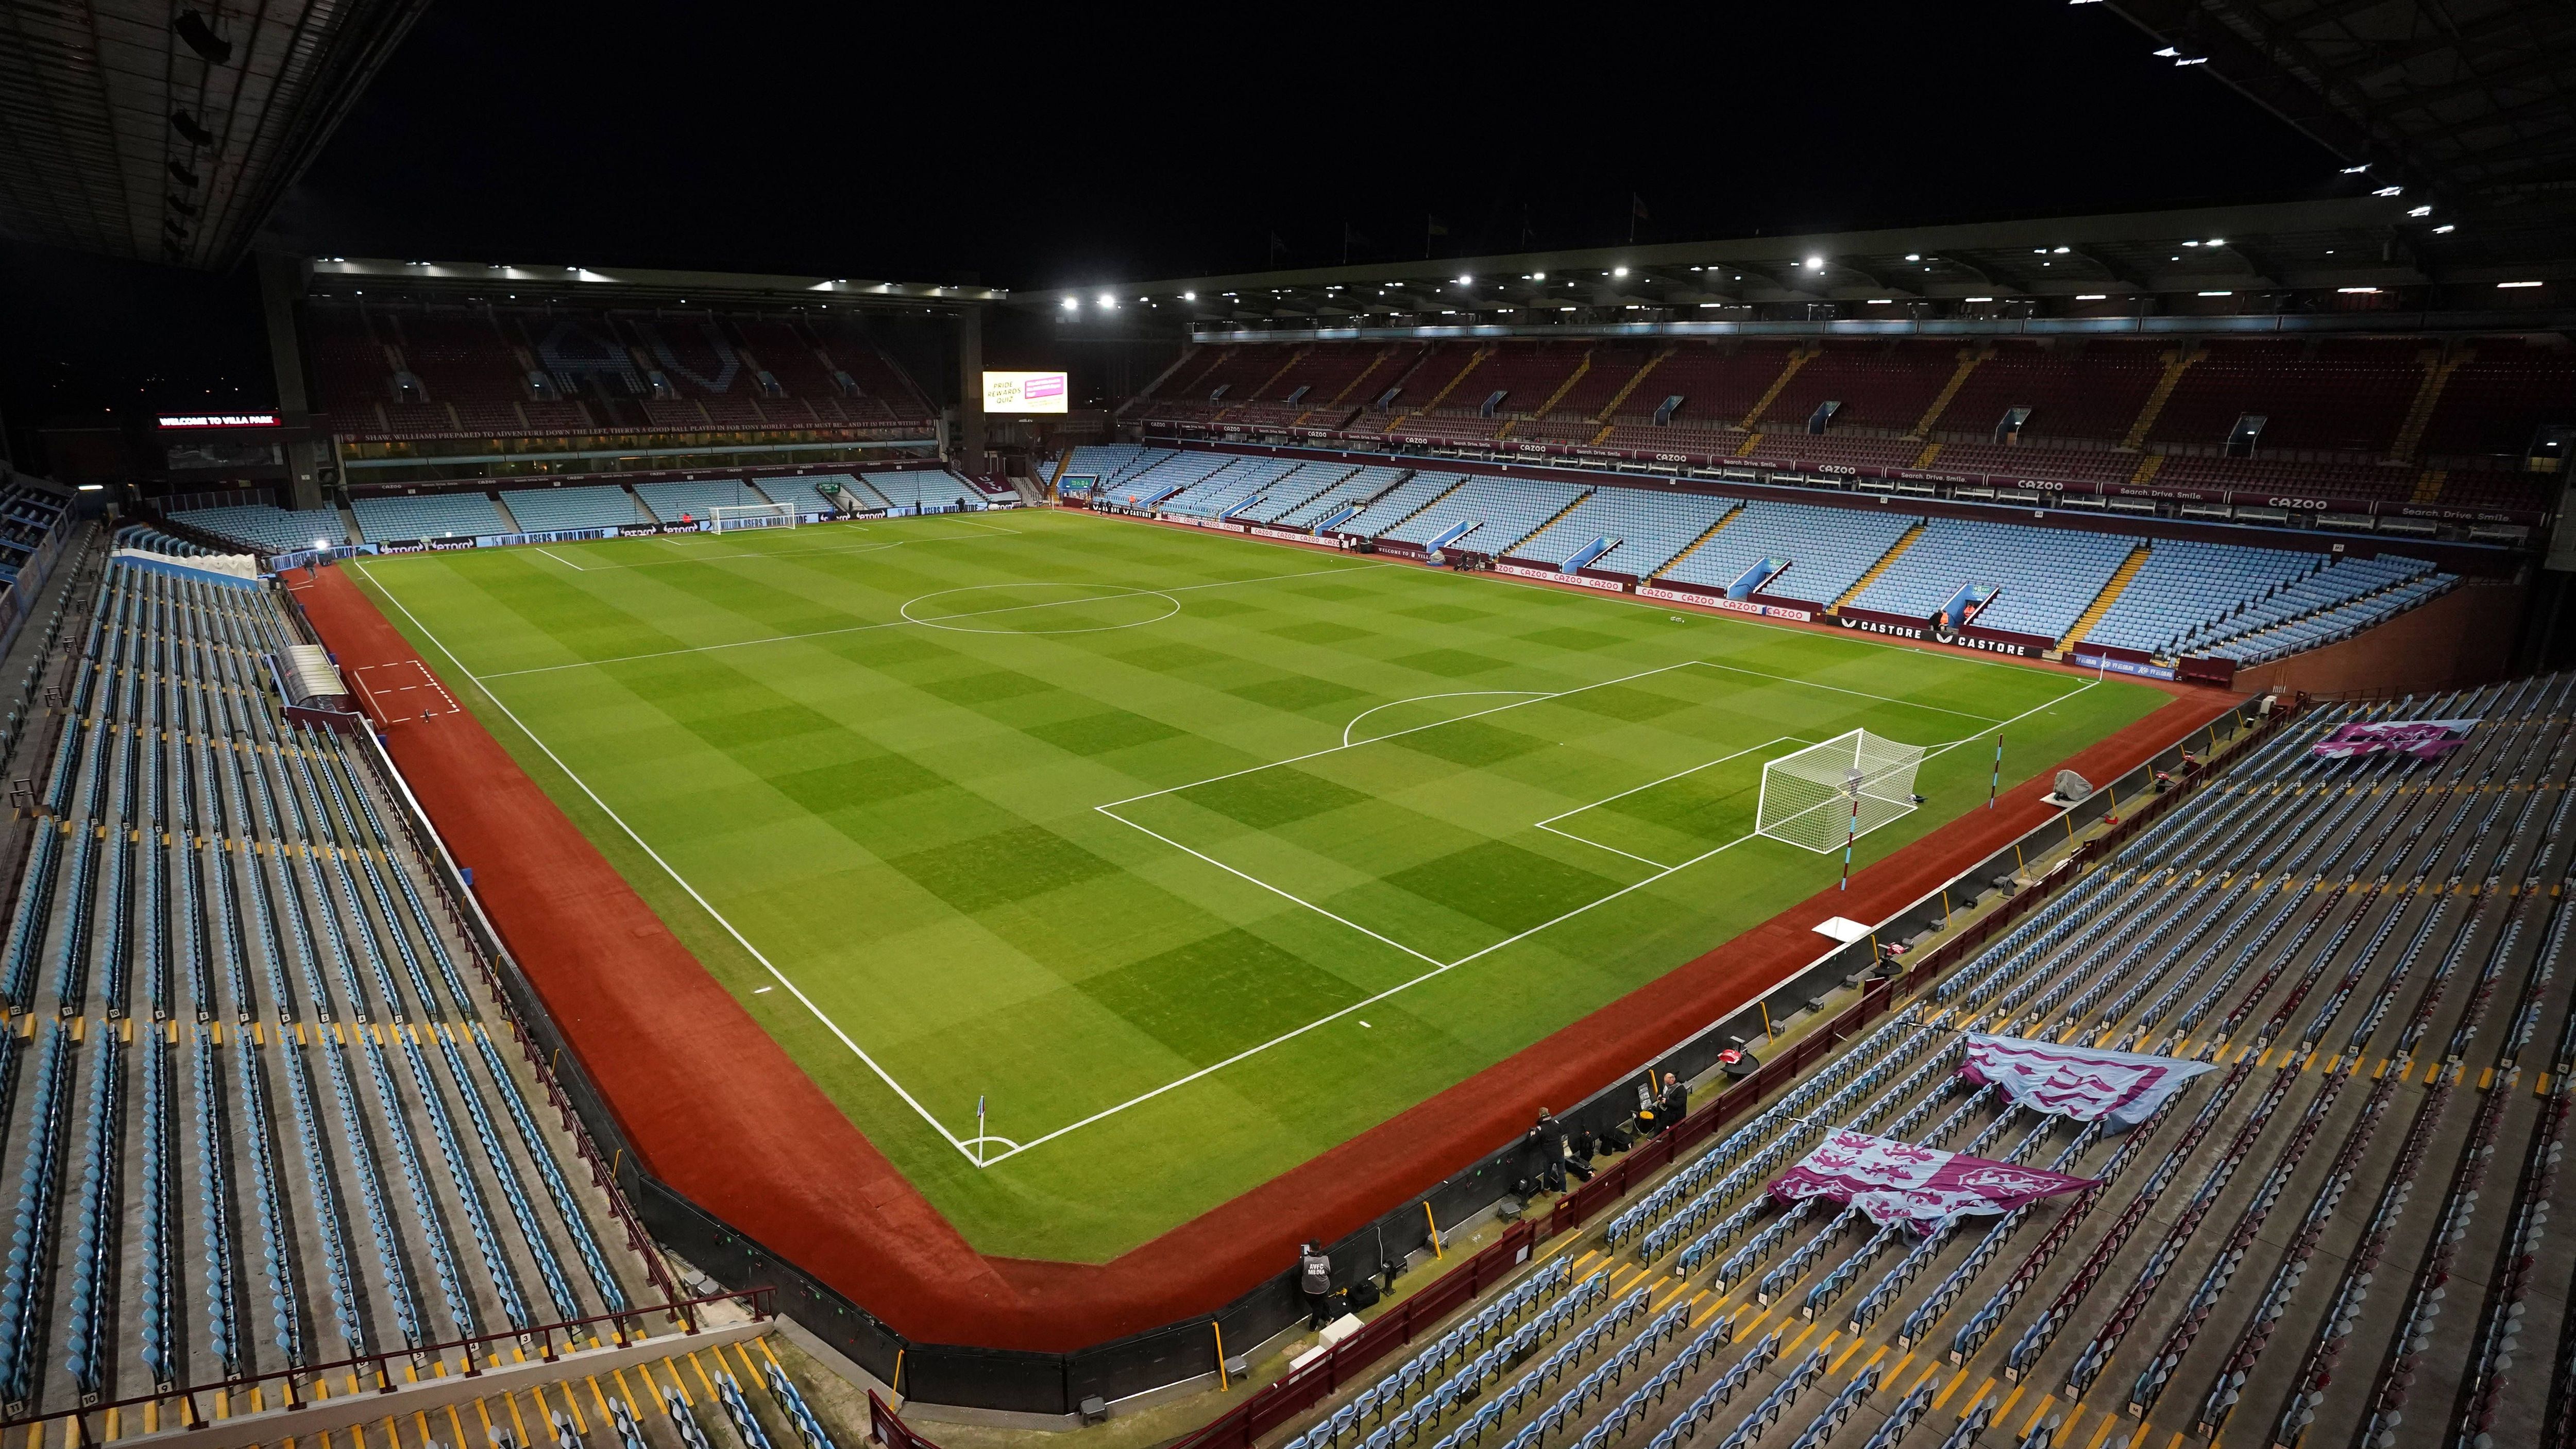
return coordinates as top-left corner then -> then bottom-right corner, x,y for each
349,507 -> 2166,1261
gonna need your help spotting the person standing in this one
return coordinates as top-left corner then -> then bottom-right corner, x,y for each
1659,1072 -> 1688,1131
1300,1241 -> 1334,1328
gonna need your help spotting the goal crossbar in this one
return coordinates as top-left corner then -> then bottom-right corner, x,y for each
711,501 -> 798,532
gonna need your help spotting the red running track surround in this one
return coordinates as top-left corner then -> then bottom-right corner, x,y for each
296,560 -> 2240,1352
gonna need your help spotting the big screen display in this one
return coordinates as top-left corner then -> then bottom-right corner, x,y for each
981,371 -> 1069,414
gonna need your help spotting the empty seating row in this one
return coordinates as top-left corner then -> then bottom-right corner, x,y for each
349,491 -> 510,542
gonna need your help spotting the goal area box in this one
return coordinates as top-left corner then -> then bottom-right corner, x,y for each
1755,729 -> 1927,853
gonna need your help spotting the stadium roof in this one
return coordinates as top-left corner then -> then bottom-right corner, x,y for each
2103,0 -> 2576,215
298,257 -> 1008,309
0,0 -> 428,270
1018,195 -> 2569,325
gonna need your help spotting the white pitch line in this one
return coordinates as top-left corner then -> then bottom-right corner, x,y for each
1343,690 -> 1553,748
988,675 -> 2105,1163
1093,808 -> 1446,968
478,560 -> 1401,678
532,547 -> 587,572
354,558 -> 989,1163
1098,661 -> 1707,812
1530,737 -> 1803,828
1531,823 -> 1677,870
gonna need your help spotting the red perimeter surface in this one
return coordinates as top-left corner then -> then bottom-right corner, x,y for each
300,559 -> 2238,1351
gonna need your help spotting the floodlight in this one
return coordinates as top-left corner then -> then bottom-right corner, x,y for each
2076,294 -> 2108,300
2433,224 -> 2457,234
2407,205 -> 2432,217
1061,297 -> 1078,310
1965,296 -> 1993,302
1805,256 -> 1824,268
2499,280 -> 2544,288
1533,271 -> 1546,280
1455,275 -> 1472,284
1183,291 -> 1195,300
1612,267 -> 1629,277
2373,185 -> 2403,196
2341,163 -> 2370,174
2337,286 -> 2380,295
2198,291 -> 2232,297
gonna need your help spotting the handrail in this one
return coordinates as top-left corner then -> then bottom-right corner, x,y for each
3,1287 -> 774,1434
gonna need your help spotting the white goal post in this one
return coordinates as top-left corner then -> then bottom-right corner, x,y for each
1755,730 -> 1928,853
711,502 -> 798,532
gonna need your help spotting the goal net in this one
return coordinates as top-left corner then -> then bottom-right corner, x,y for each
1755,730 -> 1928,854
711,502 -> 797,533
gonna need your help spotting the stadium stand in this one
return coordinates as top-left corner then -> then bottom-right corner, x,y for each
757,474 -> 855,517
1508,486 -> 1736,577
307,301 -> 938,439
2179,554 -> 2454,664
633,479 -> 784,524
349,490 -> 509,542
2072,541 -> 2321,657
1846,520 -> 2137,639
1375,473 -> 1590,553
1239,676 -> 2576,1449
1136,335 -> 2575,516
496,483 -> 650,532
166,504 -> 350,554
1075,444 -> 2467,667
0,542 -> 667,1423
1653,500 -> 1917,607
0,482 -> 71,585
860,470 -> 982,513
1265,465 -> 1410,530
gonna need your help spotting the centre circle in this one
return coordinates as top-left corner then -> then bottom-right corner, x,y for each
900,583 -> 1181,635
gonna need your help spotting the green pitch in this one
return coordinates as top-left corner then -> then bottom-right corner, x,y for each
349,508 -> 2165,1261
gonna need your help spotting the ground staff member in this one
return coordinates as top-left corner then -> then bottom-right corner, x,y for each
1300,1241 -> 1334,1328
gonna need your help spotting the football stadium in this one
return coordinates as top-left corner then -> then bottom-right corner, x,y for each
2,4 -> 2574,1448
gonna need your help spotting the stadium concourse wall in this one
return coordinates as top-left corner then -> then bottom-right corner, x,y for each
286,548 -> 2248,1420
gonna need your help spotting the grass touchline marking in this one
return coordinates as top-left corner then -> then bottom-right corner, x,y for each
532,548 -> 587,572
355,559 -> 983,1162
478,560 -> 1402,677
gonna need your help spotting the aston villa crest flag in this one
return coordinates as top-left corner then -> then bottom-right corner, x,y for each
1960,1034 -> 2217,1129
1768,1131 -> 2094,1233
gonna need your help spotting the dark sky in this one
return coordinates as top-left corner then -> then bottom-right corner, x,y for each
2,0 -> 2344,444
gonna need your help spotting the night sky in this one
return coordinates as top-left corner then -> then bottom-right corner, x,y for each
1,0 -> 2344,452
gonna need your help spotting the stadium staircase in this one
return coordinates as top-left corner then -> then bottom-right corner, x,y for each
1502,352 -> 1594,438
1739,347 -> 1816,430
1588,346 -> 1676,444
1420,345 -> 1499,414
1504,491 -> 1601,557
1911,347 -> 1988,436
1829,522 -> 1927,610
1647,510 -> 1743,581
2128,453 -> 2166,487
2390,345 -> 2469,463
1909,441 -> 1942,470
2410,469 -> 2447,505
1227,678 -> 2576,1449
2055,543 -> 2150,650
2121,347 -> 2204,449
